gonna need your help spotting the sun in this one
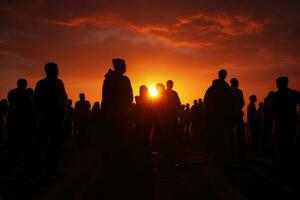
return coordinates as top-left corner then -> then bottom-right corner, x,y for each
149,86 -> 158,98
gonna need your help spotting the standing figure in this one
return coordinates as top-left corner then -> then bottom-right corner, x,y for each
74,93 -> 91,147
34,62 -> 67,177
273,76 -> 300,177
203,69 -> 234,165
247,95 -> 260,152
7,79 -> 32,163
230,78 -> 246,160
101,58 -> 133,198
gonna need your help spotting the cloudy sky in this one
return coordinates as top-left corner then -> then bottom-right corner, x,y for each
1,0 -> 300,104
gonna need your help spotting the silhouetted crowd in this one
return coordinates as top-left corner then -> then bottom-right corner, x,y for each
0,59 -> 299,199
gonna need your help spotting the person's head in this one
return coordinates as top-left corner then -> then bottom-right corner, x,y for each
139,85 -> 148,97
218,69 -> 227,80
249,95 -> 257,103
193,100 -> 197,105
166,80 -> 173,90
230,78 -> 239,88
45,62 -> 58,78
156,83 -> 165,94
17,78 -> 28,89
198,98 -> 203,104
112,58 -> 126,74
93,101 -> 100,109
186,103 -> 190,109
276,76 -> 289,90
181,104 -> 185,110
79,93 -> 85,100
67,99 -> 72,106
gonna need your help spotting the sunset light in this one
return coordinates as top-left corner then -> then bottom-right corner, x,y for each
149,86 -> 158,98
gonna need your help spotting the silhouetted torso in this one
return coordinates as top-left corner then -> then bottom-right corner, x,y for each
34,78 -> 67,121
273,88 -> 300,125
101,69 -> 133,121
75,100 -> 91,124
164,89 -> 181,122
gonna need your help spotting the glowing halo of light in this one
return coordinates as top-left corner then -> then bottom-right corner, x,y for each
149,86 -> 158,98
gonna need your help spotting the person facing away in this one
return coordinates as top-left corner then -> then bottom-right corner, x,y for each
230,78 -> 246,160
74,93 -> 91,146
34,62 -> 67,176
191,100 -> 199,135
203,69 -> 234,164
247,95 -> 260,152
164,80 -> 181,122
7,78 -> 32,163
272,76 -> 300,176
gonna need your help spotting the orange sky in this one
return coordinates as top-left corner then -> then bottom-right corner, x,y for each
1,0 -> 300,108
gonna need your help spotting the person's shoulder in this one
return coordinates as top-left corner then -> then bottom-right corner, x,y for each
122,74 -> 131,82
37,78 -> 47,84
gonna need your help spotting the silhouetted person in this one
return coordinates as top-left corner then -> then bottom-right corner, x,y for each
74,93 -> 91,147
0,99 -> 8,144
164,80 -> 181,123
191,100 -> 199,138
230,78 -> 246,160
101,58 -> 133,199
90,101 -> 103,146
247,95 -> 260,152
184,103 -> 191,138
262,91 -> 274,152
204,69 -> 234,164
273,76 -> 300,177
64,99 -> 74,144
7,78 -> 32,164
134,85 -> 154,199
34,62 -> 67,177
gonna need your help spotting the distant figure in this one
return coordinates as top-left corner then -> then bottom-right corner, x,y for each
273,76 -> 300,176
90,101 -> 102,146
34,62 -> 67,176
191,100 -> 199,138
204,69 -> 234,164
184,103 -> 191,137
64,99 -> 74,144
262,91 -> 275,152
7,78 -> 32,163
0,99 -> 8,144
230,78 -> 246,160
101,58 -> 133,198
247,95 -> 260,152
74,93 -> 91,147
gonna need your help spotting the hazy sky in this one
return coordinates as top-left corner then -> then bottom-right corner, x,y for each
1,0 -> 300,105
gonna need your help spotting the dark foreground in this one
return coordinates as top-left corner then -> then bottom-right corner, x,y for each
1,135 -> 300,200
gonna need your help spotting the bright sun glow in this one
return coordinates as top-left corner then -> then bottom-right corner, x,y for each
149,86 -> 158,97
